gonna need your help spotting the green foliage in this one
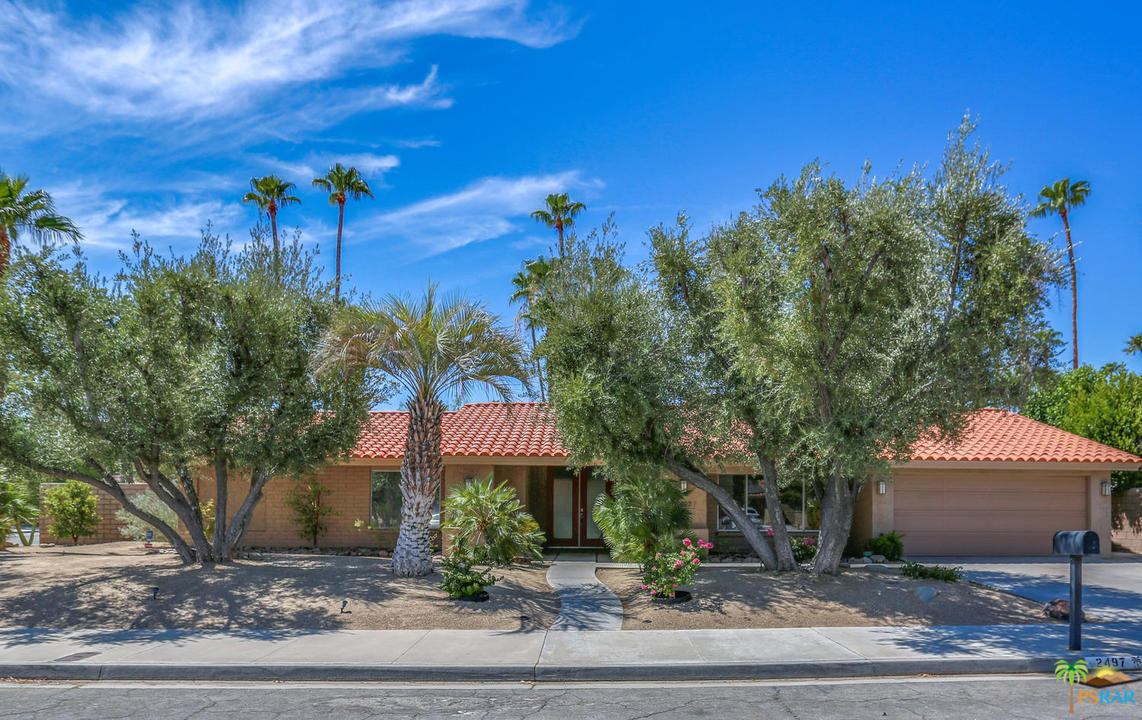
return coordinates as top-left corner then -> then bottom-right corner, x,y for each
867,532 -> 905,561
791,536 -> 818,563
900,561 -> 962,582
0,477 -> 38,547
1024,364 -> 1142,493
641,537 -> 712,597
593,468 -> 692,563
115,491 -> 177,542
0,228 -> 374,563
438,552 -> 498,599
284,478 -> 338,547
43,480 -> 99,545
442,475 -> 544,565
0,170 -> 82,273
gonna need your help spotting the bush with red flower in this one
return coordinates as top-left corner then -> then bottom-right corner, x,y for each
641,537 -> 714,598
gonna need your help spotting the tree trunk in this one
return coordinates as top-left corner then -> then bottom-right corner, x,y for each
14,522 -> 30,546
213,455 -> 228,561
269,202 -> 280,281
0,225 -> 10,278
758,456 -> 797,571
556,220 -> 564,259
1062,208 -> 1078,369
392,394 -> 445,577
335,198 -> 345,303
812,470 -> 856,575
666,460 -> 779,570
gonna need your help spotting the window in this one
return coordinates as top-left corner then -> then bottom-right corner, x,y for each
716,474 -> 818,532
370,471 -> 441,530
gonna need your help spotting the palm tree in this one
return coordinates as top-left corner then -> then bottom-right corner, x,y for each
1126,334 -> 1142,356
241,175 -> 301,275
1031,178 -> 1090,369
530,193 -> 585,259
312,164 -> 374,302
314,284 -> 530,577
0,480 -> 38,548
509,255 -> 553,401
1054,659 -> 1088,714
0,171 -> 81,278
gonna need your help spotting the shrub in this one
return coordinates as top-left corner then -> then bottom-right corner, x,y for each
43,481 -> 100,545
438,552 -> 498,599
115,491 -> 178,541
443,475 -> 544,565
284,478 -> 338,547
593,469 -> 691,563
641,537 -> 713,598
867,531 -> 905,561
791,536 -> 818,563
900,561 -> 962,582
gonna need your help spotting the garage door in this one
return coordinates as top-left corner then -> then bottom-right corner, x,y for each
893,472 -> 1088,556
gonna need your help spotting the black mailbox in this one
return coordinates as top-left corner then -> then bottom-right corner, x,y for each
1053,530 -> 1100,556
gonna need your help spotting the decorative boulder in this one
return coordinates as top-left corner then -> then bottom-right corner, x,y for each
914,586 -> 940,603
1044,598 -> 1087,622
869,554 -> 887,563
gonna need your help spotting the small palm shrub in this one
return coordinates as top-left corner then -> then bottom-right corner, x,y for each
593,469 -> 691,563
43,480 -> 99,545
867,531 -> 905,561
900,562 -> 962,582
442,475 -> 544,565
115,491 -> 178,541
642,537 -> 713,598
439,552 -> 499,599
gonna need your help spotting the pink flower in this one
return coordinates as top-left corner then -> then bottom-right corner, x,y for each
682,538 -> 692,547
641,585 -> 648,590
807,539 -> 815,544
691,557 -> 700,563
766,528 -> 774,536
674,559 -> 684,567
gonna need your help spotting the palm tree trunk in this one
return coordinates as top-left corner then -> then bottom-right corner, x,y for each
556,220 -> 564,259
1062,208 -> 1078,369
0,225 -> 10,278
392,393 -> 445,577
335,199 -> 345,302
269,204 -> 280,280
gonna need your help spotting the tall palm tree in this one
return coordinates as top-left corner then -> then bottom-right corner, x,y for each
312,164 -> 374,303
0,171 -> 81,278
1031,178 -> 1090,369
509,255 -> 553,401
530,193 -> 585,259
314,284 -> 529,577
1126,334 -> 1142,356
241,175 -> 301,276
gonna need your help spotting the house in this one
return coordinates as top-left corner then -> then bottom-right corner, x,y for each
190,403 -> 1141,558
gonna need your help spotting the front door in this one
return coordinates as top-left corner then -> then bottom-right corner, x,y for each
547,467 -> 609,547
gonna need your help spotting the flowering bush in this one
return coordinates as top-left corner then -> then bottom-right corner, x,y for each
641,537 -> 713,598
791,536 -> 817,563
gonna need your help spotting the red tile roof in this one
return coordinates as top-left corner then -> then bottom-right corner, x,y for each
353,402 -> 566,459
907,408 -> 1142,464
352,403 -> 1142,466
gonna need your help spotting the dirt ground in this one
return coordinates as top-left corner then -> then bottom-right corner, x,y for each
597,566 -> 1054,630
0,543 -> 559,631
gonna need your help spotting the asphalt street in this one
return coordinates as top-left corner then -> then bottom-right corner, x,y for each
0,675 -> 1137,719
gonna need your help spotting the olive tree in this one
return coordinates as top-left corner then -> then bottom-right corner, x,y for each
0,230 -> 374,564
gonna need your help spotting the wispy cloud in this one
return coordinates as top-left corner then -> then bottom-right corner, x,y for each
368,171 -> 603,256
0,0 -> 579,130
252,152 -> 401,183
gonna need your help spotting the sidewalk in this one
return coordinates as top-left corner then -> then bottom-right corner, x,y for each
3,623 -> 1140,682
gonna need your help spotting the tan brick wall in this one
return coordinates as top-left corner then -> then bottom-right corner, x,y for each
1113,488 -> 1142,553
38,483 -> 153,545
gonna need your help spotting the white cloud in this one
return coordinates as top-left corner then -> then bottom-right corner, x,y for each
369,171 -> 603,256
336,154 -> 402,177
252,152 -> 401,184
0,0 -> 579,126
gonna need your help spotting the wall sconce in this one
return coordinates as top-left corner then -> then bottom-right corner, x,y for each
680,480 -> 688,491
1101,480 -> 1112,497
877,481 -> 887,495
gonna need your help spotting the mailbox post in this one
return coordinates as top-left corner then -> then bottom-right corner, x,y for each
1052,530 -> 1101,651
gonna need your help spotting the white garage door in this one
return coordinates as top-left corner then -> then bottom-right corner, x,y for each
893,472 -> 1088,556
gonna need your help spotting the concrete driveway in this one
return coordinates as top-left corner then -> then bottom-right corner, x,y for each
910,556 -> 1142,622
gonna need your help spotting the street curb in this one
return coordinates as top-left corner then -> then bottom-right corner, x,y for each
0,656 -> 1059,682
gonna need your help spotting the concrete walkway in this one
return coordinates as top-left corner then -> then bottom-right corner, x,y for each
3,622 -> 1140,681
544,553 -> 624,631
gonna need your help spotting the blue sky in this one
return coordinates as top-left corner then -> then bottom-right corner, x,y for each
2,0 -> 1140,405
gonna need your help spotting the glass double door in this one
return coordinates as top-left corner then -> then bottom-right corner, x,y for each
548,467 -> 609,547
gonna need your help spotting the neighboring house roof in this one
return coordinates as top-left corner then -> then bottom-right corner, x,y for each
352,403 -> 1142,466
908,408 -> 1142,465
353,402 -> 566,459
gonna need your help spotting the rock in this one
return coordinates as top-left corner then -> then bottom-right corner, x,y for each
869,554 -> 887,564
1044,598 -> 1087,622
914,586 -> 940,602
377,550 -> 390,558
